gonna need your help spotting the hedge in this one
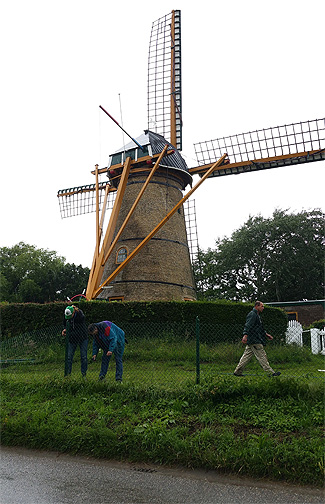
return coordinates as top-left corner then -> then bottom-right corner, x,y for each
0,300 -> 287,341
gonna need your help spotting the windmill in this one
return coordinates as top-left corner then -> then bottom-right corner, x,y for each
57,9 -> 325,302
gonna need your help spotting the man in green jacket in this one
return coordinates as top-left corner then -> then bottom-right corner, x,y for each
234,301 -> 281,377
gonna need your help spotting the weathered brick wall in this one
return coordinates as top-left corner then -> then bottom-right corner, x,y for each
282,304 -> 324,326
98,169 -> 196,301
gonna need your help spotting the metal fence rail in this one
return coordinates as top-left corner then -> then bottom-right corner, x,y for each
1,320 -> 324,384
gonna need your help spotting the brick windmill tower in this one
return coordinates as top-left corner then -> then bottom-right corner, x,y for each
58,10 -> 324,302
95,127 -> 196,302
59,11 -> 206,302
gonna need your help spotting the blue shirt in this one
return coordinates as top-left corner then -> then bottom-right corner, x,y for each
92,321 -> 125,356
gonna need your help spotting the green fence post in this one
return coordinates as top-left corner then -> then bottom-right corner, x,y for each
64,320 -> 70,377
196,316 -> 200,384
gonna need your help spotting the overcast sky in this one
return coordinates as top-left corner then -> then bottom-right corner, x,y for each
1,0 -> 324,268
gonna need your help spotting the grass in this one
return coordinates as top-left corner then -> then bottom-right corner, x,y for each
1,340 -> 324,487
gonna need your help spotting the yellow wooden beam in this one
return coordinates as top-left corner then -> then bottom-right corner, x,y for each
189,149 -> 323,175
86,180 -> 112,292
90,149 -> 176,175
98,184 -> 111,243
86,253 -> 97,300
95,165 -> 100,258
102,144 -> 169,267
57,184 -> 115,198
85,165 -> 101,299
92,153 -> 227,298
86,157 -> 132,299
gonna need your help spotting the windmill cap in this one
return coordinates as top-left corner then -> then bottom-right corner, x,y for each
65,306 -> 74,320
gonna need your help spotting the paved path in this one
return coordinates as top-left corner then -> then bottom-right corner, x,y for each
0,446 -> 323,504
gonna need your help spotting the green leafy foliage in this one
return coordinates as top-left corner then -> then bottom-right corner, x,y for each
307,319 -> 325,330
0,242 -> 90,303
194,208 -> 325,302
0,300 -> 287,340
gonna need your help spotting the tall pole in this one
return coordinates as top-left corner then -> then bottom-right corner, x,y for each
196,316 -> 200,385
95,164 -> 100,258
99,105 -> 144,150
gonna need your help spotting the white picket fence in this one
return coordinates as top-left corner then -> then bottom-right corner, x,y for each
285,320 -> 325,355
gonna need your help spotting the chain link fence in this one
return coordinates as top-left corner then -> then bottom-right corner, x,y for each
1,319 -> 324,386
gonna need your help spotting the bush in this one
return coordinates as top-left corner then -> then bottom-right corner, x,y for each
307,319 -> 325,330
0,300 -> 287,340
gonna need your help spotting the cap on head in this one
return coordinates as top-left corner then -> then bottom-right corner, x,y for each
65,306 -> 74,320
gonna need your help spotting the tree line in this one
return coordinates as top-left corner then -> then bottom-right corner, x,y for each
193,209 -> 324,302
1,208 -> 324,304
0,242 -> 90,303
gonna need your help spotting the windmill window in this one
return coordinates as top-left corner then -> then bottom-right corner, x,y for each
110,153 -> 122,166
125,148 -> 136,160
137,145 -> 149,158
116,247 -> 128,264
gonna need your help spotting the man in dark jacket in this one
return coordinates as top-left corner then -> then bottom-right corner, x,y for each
88,321 -> 125,382
234,301 -> 281,377
62,305 -> 88,377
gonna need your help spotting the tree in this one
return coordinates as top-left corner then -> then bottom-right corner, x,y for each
0,272 -> 10,302
193,209 -> 325,302
18,278 -> 43,303
56,263 -> 90,301
0,242 -> 90,303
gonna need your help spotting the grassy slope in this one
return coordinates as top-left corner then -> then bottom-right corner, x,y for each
1,364 -> 324,487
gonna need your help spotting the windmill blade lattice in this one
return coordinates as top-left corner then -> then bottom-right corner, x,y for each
57,180 -> 199,264
147,10 -> 182,150
183,199 -> 199,264
192,118 -> 325,177
57,183 -> 116,219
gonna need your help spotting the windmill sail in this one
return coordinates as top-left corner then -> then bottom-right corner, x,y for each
190,118 -> 325,177
147,10 -> 182,150
57,178 -> 199,266
57,182 -> 116,218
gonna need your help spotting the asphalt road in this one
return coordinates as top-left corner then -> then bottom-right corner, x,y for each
0,446 -> 323,504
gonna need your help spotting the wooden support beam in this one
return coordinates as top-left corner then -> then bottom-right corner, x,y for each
85,182 -> 111,299
57,184 -> 115,198
98,184 -> 111,243
90,149 -> 176,175
95,165 -> 100,258
86,157 -> 132,299
92,153 -> 227,298
102,144 -> 169,266
189,149 -> 324,176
